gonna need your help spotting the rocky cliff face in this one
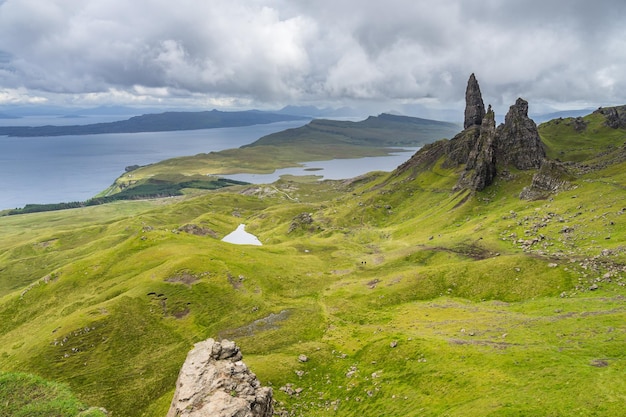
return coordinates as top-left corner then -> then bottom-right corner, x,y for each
455,106 -> 497,191
166,339 -> 273,417
495,98 -> 545,170
594,105 -> 626,129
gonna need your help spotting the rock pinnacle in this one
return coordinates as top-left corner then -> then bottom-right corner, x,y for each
464,73 -> 486,129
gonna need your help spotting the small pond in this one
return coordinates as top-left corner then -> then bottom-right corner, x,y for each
221,224 -> 262,246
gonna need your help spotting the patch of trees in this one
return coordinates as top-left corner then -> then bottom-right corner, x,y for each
5,178 -> 248,215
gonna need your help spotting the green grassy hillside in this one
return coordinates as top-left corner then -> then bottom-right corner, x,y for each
0,109 -> 625,416
0,372 -> 107,416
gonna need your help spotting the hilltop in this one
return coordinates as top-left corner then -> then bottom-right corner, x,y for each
244,113 -> 460,148
0,75 -> 625,416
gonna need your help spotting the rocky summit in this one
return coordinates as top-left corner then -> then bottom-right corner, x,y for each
166,339 -> 273,417
456,76 -> 546,191
399,74 -> 548,193
495,97 -> 546,170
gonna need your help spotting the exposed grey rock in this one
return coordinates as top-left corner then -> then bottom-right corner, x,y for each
177,224 -> 218,238
572,117 -> 588,132
394,74 -> 551,194
442,126 -> 481,169
455,105 -> 497,191
594,105 -> 626,129
464,73 -> 486,129
496,98 -> 546,170
519,159 -> 574,200
590,359 -> 609,367
78,407 -> 109,416
457,81 -> 544,191
166,338 -> 273,417
288,212 -> 314,234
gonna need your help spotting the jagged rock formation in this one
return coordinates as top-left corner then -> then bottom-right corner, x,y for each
495,98 -> 545,170
594,105 -> 626,129
519,159 -> 574,200
166,339 -> 273,417
396,74 -> 549,193
455,93 -> 545,191
455,106 -> 497,190
464,73 -> 486,129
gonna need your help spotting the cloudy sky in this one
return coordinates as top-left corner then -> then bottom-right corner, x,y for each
1,0 -> 625,117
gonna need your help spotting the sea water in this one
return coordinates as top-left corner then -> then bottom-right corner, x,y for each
0,121 -> 419,210
0,121 -> 305,209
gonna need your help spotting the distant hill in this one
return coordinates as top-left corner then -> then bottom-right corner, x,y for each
0,110 -> 309,137
531,108 -> 595,123
246,113 -> 461,148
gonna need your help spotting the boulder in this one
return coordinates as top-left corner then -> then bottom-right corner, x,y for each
166,338 -> 273,417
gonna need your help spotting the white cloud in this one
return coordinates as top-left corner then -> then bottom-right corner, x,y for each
0,87 -> 48,104
0,0 -> 625,111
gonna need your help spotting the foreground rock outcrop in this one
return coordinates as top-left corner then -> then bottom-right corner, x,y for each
166,339 -> 273,417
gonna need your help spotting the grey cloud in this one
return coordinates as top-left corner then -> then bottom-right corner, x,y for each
0,0 -> 625,111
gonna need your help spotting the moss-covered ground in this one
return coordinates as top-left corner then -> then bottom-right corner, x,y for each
0,112 -> 625,416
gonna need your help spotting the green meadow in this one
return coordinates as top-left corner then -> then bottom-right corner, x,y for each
1,110 -> 625,416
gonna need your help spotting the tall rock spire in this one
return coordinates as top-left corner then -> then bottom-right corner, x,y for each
464,73 -> 486,129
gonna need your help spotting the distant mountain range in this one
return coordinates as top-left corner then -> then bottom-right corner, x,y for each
0,110 -> 309,137
0,102 -> 597,123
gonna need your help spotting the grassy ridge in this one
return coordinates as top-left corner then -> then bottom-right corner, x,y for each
246,114 -> 460,148
0,109 -> 625,416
